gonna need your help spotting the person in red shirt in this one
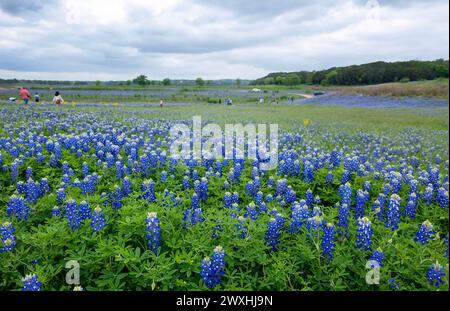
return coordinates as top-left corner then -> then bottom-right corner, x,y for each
19,87 -> 32,105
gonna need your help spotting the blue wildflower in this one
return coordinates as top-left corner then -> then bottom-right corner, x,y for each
21,274 -> 42,291
265,214 -> 285,252
146,212 -> 162,256
0,222 -> 17,253
356,217 -> 373,250
321,223 -> 336,261
414,220 -> 434,245
426,262 -> 446,288
370,249 -> 386,267
7,194 -> 31,221
200,246 -> 227,289
385,194 -> 401,231
90,207 -> 106,233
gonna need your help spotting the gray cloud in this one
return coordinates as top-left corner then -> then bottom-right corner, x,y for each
0,0 -> 448,80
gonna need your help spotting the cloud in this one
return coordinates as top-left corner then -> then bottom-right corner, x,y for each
0,0 -> 448,80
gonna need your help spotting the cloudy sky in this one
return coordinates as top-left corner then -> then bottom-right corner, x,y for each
0,0 -> 448,80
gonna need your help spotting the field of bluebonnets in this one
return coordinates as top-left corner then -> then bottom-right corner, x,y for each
0,100 -> 448,291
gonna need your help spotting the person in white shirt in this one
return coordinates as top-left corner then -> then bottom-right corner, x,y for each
53,91 -> 64,105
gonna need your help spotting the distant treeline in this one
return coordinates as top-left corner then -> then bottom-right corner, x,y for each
0,78 -> 251,87
251,59 -> 449,86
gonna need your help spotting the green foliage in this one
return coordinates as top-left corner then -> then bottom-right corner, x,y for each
195,78 -> 205,87
251,59 -> 450,86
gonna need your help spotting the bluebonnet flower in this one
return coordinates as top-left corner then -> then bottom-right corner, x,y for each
56,188 -> 66,204
423,184 -> 434,205
7,195 -> 31,221
200,246 -> 227,289
337,203 -> 350,235
255,191 -> 264,206
235,216 -> 248,239
414,220 -> 434,245
305,189 -> 314,208
303,161 -> 315,183
244,202 -> 258,220
341,170 -> 352,184
370,249 -> 385,267
198,177 -> 209,201
122,177 -> 132,196
354,189 -> 369,220
426,262 -> 446,288
21,274 -> 42,291
223,192 -> 232,208
65,199 -> 82,230
91,207 -> 106,232
245,180 -> 255,197
404,193 -> 418,218
160,170 -> 168,182
51,206 -> 62,218
26,167 -> 33,180
389,278 -> 400,290
25,178 -> 40,204
39,178 -> 50,195
325,171 -> 334,184
110,185 -> 123,209
115,161 -> 123,179
231,192 -> 239,204
141,179 -> 156,203
265,194 -> 274,202
0,222 -> 17,253
146,212 -> 162,256
356,217 -> 373,250
363,181 -> 371,192
265,214 -> 285,252
306,215 -> 323,236
436,187 -> 448,209
276,178 -> 287,196
10,160 -> 19,183
267,176 -> 275,188
212,223 -> 223,239
191,193 -> 200,209
82,162 -> 89,177
285,189 -> 297,204
182,176 -> 190,190
184,208 -> 205,226
321,223 -> 336,261
223,180 -> 230,189
385,194 -> 401,231
339,182 -> 353,206
17,181 -> 26,194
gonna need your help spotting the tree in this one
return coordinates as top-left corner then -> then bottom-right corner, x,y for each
236,78 -> 241,87
195,77 -> 205,86
162,78 -> 171,86
126,80 -> 132,86
95,80 -> 101,86
133,75 -> 149,86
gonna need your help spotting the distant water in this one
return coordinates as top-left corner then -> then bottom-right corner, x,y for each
292,93 -> 449,108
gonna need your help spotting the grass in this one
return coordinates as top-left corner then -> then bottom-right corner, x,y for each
68,102 -> 449,132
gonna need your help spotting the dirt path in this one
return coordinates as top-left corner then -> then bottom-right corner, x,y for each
288,93 -> 315,99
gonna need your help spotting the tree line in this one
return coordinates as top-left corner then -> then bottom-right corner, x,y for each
250,59 -> 449,86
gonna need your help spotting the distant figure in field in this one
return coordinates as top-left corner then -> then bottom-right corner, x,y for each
19,87 -> 32,105
34,93 -> 40,103
259,97 -> 264,104
160,99 -> 164,108
53,91 -> 64,106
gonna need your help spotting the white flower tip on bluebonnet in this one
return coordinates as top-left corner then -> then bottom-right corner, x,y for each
147,212 -> 157,219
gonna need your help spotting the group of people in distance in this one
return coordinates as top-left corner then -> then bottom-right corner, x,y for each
17,87 -> 64,106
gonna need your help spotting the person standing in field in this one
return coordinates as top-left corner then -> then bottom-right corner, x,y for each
53,91 -> 64,106
160,99 -> 164,108
19,87 -> 32,106
34,93 -> 40,104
